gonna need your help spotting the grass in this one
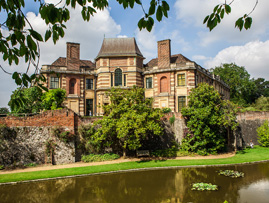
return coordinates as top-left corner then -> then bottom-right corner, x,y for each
1,146 -> 269,184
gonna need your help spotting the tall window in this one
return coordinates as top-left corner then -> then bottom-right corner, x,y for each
69,78 -> 76,94
124,74 -> 127,86
114,68 -> 122,86
86,79 -> 93,89
177,74 -> 185,86
50,77 -> 59,89
160,76 -> 168,93
111,73 -> 113,87
178,96 -> 186,112
146,77 -> 152,89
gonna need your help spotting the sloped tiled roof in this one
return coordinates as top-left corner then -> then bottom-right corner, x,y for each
96,38 -> 144,59
145,54 -> 193,69
51,57 -> 95,69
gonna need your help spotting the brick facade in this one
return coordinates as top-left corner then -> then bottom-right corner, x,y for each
40,38 -> 230,115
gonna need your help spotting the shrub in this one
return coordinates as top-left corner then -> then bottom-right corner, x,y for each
59,131 -> 76,143
81,153 -> 120,163
151,149 -> 178,157
191,183 -> 218,191
162,108 -> 171,113
0,165 -> 4,170
257,120 -> 269,147
169,114 -> 175,125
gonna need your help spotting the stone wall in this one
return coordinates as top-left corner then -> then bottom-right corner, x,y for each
235,111 -> 269,148
0,126 -> 75,166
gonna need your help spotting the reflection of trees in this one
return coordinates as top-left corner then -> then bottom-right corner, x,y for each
0,162 -> 268,202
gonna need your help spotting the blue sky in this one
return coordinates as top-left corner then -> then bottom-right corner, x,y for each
1,0 -> 269,108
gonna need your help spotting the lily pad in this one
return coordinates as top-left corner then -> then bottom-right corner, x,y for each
218,170 -> 244,178
191,182 -> 218,191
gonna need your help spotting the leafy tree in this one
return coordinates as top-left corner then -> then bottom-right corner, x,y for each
42,88 -> 66,110
254,78 -> 269,98
181,83 -> 238,155
257,120 -> 269,147
211,63 -> 257,106
0,108 -> 9,114
251,96 -> 269,111
8,86 -> 43,113
88,86 -> 163,157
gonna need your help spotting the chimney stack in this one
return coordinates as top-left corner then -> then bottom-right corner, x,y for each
158,39 -> 171,69
66,42 -> 80,70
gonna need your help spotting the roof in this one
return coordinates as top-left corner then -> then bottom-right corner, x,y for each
51,57 -> 95,69
96,38 -> 144,59
145,54 -> 193,69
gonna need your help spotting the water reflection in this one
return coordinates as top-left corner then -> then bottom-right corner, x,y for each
0,162 -> 269,203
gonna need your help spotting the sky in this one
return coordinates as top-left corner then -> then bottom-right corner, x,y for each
1,0 -> 269,108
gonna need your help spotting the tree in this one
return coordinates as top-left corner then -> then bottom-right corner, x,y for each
42,88 -> 66,110
1,1 -> 259,88
211,63 -> 257,106
0,108 -> 9,114
8,87 -> 66,113
181,83 -> 238,155
254,78 -> 269,98
8,86 -> 43,113
88,86 -> 163,157
251,96 -> 269,111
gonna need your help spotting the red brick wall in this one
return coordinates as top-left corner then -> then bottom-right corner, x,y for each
0,109 -> 76,132
110,57 -> 127,66
158,39 -> 171,69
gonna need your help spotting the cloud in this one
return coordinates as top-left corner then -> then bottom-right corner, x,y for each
204,40 -> 269,80
135,28 -> 157,62
117,35 -> 128,38
174,0 -> 269,46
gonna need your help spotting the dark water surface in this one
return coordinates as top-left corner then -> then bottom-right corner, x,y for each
1,162 -> 269,203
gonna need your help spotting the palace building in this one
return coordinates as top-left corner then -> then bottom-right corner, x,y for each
40,38 -> 229,116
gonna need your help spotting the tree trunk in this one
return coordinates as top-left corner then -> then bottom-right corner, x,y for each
123,149 -> 126,159
233,130 -> 237,153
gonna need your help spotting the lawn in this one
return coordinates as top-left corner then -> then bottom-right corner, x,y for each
1,146 -> 269,184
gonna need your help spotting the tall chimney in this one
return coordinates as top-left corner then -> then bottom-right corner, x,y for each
158,39 -> 171,69
66,42 -> 80,70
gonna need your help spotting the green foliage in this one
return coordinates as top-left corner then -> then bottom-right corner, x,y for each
51,126 -> 75,143
257,120 -> 269,147
81,153 -> 120,163
88,86 -> 164,155
0,107 -> 9,114
181,83 -> 238,155
151,149 -> 178,157
191,183 -> 218,191
42,88 -> 66,110
252,96 -> 269,111
24,163 -> 37,167
218,170 -> 244,178
78,124 -> 96,152
0,165 -> 4,170
169,114 -> 175,125
212,63 -> 257,106
204,1 -> 257,31
161,107 -> 171,113
8,86 -> 43,114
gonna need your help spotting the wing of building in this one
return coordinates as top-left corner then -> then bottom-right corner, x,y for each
40,38 -> 230,116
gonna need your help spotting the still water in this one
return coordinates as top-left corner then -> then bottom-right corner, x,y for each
1,162 -> 269,203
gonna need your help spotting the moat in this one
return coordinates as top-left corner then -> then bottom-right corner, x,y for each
1,162 -> 269,203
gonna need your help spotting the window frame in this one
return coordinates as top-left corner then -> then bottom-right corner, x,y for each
50,77 -> 59,89
114,68 -> 122,86
178,96 -> 186,112
177,73 -> 186,86
146,77 -> 153,89
86,78 -> 94,90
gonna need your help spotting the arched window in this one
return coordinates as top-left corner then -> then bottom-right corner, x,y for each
160,76 -> 168,93
114,68 -> 122,86
69,78 -> 76,94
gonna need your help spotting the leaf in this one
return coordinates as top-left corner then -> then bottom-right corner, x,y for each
220,9 -> 225,19
148,3 -> 155,16
225,4 -> 231,14
45,30 -> 52,41
138,18 -> 144,30
235,17 -> 244,31
26,35 -> 37,51
203,15 -> 209,24
156,5 -> 163,22
29,29 -> 43,41
244,17 -> 252,30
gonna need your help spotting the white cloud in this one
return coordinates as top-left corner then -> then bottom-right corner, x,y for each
174,0 -> 269,46
135,28 -> 157,62
117,35 -> 128,38
204,40 -> 269,80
